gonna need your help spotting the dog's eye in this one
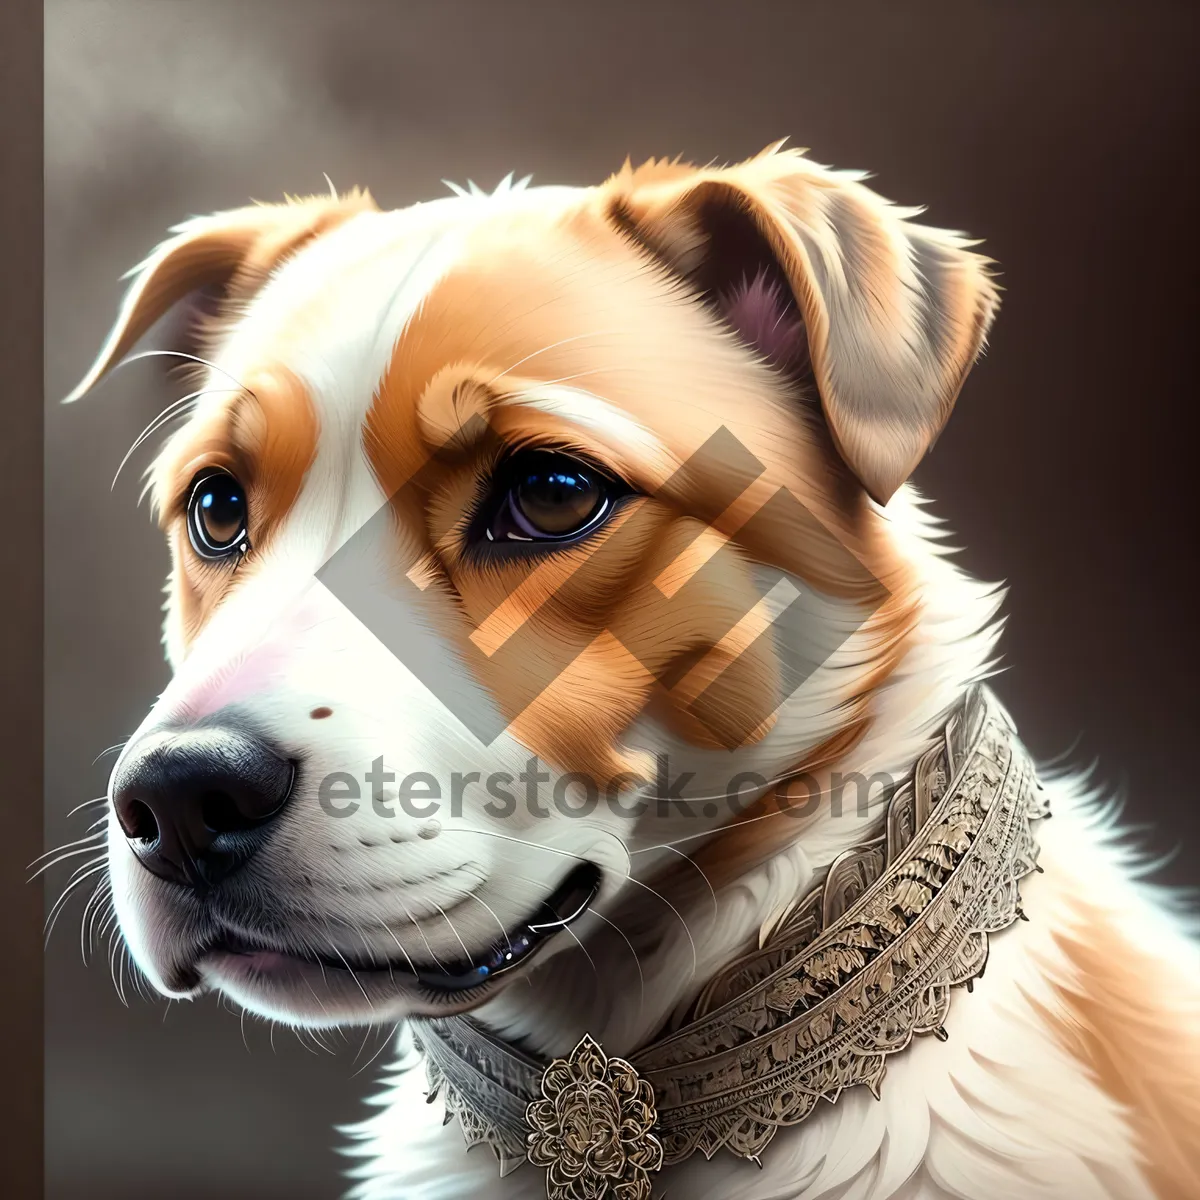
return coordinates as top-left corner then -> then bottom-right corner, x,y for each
186,470 -> 250,561
485,450 -> 624,545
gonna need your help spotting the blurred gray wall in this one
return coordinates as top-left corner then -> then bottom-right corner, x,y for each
45,2 -> 1199,1197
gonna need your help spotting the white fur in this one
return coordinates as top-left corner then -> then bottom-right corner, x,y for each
507,385 -> 674,477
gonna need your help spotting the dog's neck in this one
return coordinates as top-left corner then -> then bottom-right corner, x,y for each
474,490 -> 1002,1060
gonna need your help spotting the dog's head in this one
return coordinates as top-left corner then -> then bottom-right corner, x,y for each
73,147 -> 997,1026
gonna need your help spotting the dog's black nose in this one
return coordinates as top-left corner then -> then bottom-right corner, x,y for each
111,725 -> 295,894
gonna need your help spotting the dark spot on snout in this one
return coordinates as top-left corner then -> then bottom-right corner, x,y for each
310,706 -> 334,720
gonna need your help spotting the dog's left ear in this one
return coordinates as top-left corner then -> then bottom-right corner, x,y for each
64,188 -> 375,403
606,145 -> 999,504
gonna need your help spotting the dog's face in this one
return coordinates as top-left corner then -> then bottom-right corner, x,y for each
75,149 -> 997,1027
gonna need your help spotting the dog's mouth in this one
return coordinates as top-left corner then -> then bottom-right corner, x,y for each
200,861 -> 601,999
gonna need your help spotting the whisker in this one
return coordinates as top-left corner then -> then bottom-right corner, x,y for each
394,895 -> 450,972
377,919 -> 417,974
490,862 -> 658,1017
29,829 -> 107,877
290,1027 -> 321,1056
111,387 -> 239,491
307,1025 -> 339,1056
68,794 -> 109,816
487,330 -> 620,385
44,858 -> 108,943
584,909 -> 645,1019
92,741 -> 130,766
284,1025 -> 314,1056
79,884 -> 102,963
129,955 -> 153,1002
655,844 -> 720,921
563,925 -> 600,989
300,975 -> 337,1035
613,874 -> 699,985
465,891 -> 512,952
326,939 -> 374,1010
80,878 -> 113,965
108,927 -> 130,1007
352,1026 -> 395,1078
353,926 -> 395,985
434,825 -> 698,983
31,811 -> 107,852
430,901 -> 472,962
112,350 -> 257,400
97,900 -> 120,943
350,1024 -> 373,1067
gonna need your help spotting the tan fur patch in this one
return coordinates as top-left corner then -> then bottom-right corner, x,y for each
359,194 -> 923,879
1044,904 -> 1200,1199
230,367 -> 319,548
154,366 -> 318,650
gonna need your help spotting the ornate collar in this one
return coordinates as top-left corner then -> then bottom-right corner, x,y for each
413,685 -> 1049,1199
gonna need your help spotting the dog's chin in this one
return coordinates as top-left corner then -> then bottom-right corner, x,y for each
141,860 -> 604,1028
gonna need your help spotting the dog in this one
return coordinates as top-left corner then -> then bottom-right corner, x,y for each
68,145 -> 1199,1199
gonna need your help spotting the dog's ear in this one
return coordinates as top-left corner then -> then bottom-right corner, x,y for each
64,189 -> 376,403
606,145 -> 999,504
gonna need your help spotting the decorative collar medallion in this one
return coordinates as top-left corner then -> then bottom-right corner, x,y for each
414,685 -> 1049,1199
526,1035 -> 663,1200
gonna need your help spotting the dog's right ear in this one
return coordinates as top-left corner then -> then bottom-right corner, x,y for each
604,147 -> 999,505
64,189 -> 376,403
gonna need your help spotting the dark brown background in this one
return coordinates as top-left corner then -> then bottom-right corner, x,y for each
43,2 -> 1199,1198
3,0 -> 42,1197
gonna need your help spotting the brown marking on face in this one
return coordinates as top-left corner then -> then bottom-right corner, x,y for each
1035,904 -> 1200,1200
152,366 -> 318,652
310,706 -> 333,720
505,630 -> 660,788
359,200 -> 920,830
415,368 -> 498,461
229,367 -> 319,546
